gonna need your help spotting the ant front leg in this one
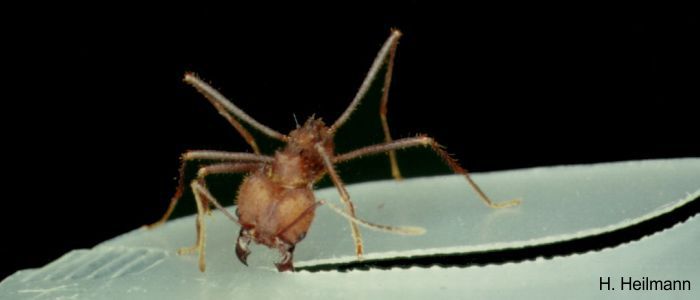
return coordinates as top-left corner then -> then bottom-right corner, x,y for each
328,29 -> 404,181
146,151 -> 272,228
176,163 -> 263,272
334,136 -> 521,209
315,144 -> 364,259
184,73 -> 289,142
177,179 -> 211,272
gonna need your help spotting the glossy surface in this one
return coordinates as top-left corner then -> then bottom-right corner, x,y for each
2,159 -> 698,299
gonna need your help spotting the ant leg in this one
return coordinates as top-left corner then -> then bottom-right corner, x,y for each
276,201 -> 324,238
197,93 -> 261,154
147,151 -> 272,228
177,179 -> 210,272
196,162 -> 263,180
334,136 -> 521,209
184,73 -> 289,142
320,200 -> 425,235
194,162 -> 265,216
274,198 -> 425,271
329,29 -> 402,134
177,164 -> 261,272
378,29 -> 403,181
277,199 -> 425,236
314,144 -> 364,259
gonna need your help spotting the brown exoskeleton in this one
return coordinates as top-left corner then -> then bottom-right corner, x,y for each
148,29 -> 520,272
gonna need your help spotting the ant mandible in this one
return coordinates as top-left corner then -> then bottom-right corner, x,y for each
147,29 -> 521,272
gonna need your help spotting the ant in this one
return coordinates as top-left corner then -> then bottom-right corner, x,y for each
147,29 -> 521,272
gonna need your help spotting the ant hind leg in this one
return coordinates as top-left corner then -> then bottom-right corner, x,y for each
333,136 -> 521,208
378,29 -> 402,181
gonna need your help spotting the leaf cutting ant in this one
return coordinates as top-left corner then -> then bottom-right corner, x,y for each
147,29 -> 521,272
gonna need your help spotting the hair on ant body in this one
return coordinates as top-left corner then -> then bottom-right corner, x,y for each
147,29 -> 521,272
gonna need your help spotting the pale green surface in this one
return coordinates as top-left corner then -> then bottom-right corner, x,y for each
2,159 -> 698,299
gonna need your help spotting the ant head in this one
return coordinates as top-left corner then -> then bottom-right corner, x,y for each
288,117 -> 330,147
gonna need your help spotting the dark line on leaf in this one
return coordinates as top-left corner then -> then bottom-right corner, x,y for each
299,193 -> 700,272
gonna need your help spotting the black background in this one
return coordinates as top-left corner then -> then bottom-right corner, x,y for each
2,3 -> 697,280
